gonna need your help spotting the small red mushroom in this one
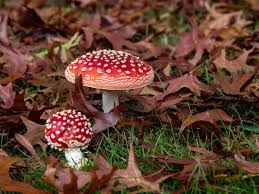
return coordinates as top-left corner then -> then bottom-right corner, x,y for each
65,49 -> 154,112
45,109 -> 92,169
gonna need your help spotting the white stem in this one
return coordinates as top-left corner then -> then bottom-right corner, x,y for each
64,148 -> 84,170
102,91 -> 119,113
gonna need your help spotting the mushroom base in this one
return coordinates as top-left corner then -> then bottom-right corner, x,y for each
64,148 -> 85,170
102,90 -> 120,113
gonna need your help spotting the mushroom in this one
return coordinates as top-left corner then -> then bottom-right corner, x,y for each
65,49 -> 154,113
45,109 -> 92,170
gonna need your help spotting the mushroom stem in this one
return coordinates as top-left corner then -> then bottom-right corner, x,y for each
102,90 -> 119,113
64,148 -> 84,170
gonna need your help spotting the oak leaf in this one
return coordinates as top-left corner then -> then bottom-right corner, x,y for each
0,44 -> 28,78
180,109 -> 232,132
21,116 -> 46,149
0,12 -> 9,46
15,133 -> 40,159
113,143 -> 161,193
156,74 -> 203,100
0,82 -> 15,109
234,154 -> 259,174
0,156 -> 47,194
213,48 -> 254,73
174,26 -> 213,66
214,72 -> 254,95
43,157 -> 89,193
68,75 -> 119,134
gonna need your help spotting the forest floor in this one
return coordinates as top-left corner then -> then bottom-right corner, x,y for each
0,0 -> 259,193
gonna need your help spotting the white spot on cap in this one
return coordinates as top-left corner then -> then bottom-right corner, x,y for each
81,67 -> 87,71
106,69 -> 111,73
125,70 -> 130,74
97,68 -> 103,73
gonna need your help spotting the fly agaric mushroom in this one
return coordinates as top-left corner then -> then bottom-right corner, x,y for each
45,109 -> 92,169
65,49 -> 154,112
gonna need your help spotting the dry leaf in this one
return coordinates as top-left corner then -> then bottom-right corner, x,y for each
15,133 -> 40,159
174,25 -> 213,66
0,156 -> 47,194
214,72 -> 254,95
0,82 -> 15,109
234,154 -> 259,174
213,48 -> 254,73
156,74 -> 202,100
21,116 -> 46,148
180,109 -> 232,131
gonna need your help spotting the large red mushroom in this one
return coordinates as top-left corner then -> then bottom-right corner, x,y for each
65,49 -> 154,112
45,109 -> 92,169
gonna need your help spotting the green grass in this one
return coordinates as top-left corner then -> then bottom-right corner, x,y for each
3,123 -> 258,194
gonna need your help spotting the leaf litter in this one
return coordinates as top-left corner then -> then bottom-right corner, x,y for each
0,0 -> 259,193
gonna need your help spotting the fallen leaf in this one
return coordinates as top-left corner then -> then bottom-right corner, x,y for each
213,48 -> 254,73
15,133 -> 40,159
0,44 -> 28,78
234,153 -> 259,174
0,12 -> 9,46
214,71 -> 254,95
0,156 -> 47,194
68,75 -> 119,134
0,82 -> 15,109
174,25 -> 213,66
113,143 -> 162,193
20,116 -> 46,149
180,109 -> 232,131
245,0 -> 259,10
43,157 -> 85,193
201,2 -> 251,37
156,74 -> 203,100
157,94 -> 191,111
99,30 -> 137,50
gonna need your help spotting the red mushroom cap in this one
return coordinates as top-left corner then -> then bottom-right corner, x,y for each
65,49 -> 154,90
45,109 -> 92,150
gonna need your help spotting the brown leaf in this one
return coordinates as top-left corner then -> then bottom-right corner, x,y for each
213,48 -> 254,73
139,86 -> 162,96
245,0 -> 259,10
0,156 -> 47,194
234,153 -> 259,174
43,157 -> 86,193
68,75 -> 120,134
99,30 -> 137,50
156,74 -> 202,100
75,0 -> 96,8
180,109 -> 232,132
245,82 -> 259,98
174,25 -> 213,66
214,71 -> 254,95
113,143 -> 161,193
24,0 -> 46,8
15,133 -> 40,159
125,94 -> 157,112
155,156 -> 194,166
0,82 -> 15,109
0,12 -> 9,46
157,93 -> 192,111
21,116 -> 46,148
201,3 -> 251,36
0,44 -> 28,78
